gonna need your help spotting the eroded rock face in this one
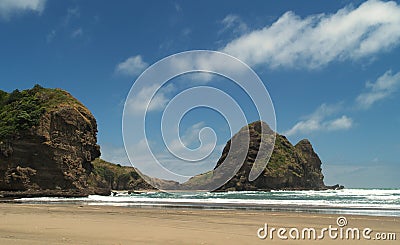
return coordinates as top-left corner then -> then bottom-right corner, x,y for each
208,121 -> 328,191
0,86 -> 100,196
183,121 -> 335,191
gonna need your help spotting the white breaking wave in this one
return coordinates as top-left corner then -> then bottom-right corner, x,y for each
17,189 -> 400,217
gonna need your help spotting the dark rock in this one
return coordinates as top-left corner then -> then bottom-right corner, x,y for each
0,86 -> 102,196
0,86 -> 341,195
0,86 -> 178,197
185,121 -> 338,191
326,184 -> 345,190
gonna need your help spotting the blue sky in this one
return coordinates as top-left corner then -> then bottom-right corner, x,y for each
1,0 -> 400,188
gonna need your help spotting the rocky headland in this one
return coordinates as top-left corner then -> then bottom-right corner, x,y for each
183,121 -> 343,191
0,85 -> 106,197
0,86 -> 341,197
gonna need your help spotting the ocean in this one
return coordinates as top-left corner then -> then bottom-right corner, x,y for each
17,189 -> 400,217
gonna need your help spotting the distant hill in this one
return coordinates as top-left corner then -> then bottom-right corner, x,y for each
88,158 -> 155,191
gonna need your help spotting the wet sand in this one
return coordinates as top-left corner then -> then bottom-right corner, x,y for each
0,203 -> 398,244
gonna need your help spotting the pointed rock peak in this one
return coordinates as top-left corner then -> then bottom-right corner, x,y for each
295,139 -> 312,149
247,120 -> 274,135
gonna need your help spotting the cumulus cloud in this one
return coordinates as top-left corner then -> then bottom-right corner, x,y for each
165,51 -> 250,84
0,0 -> 46,19
220,14 -> 248,35
125,84 -> 174,115
328,116 -> 353,130
103,134 -> 221,182
171,122 -> 205,148
285,69 -> 400,136
222,0 -> 400,69
115,55 -> 149,76
356,70 -> 400,109
284,104 -> 353,136
168,122 -> 216,158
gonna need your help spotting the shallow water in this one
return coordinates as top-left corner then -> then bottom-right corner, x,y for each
17,189 -> 400,217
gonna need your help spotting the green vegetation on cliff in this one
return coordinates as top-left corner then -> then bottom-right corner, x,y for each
264,135 -> 302,178
0,85 -> 44,139
0,85 -> 83,139
1,85 -> 102,197
89,159 -> 154,191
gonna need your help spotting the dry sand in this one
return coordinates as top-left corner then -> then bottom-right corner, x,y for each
0,203 -> 398,244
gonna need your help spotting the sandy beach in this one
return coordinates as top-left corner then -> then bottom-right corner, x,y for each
0,203 -> 398,244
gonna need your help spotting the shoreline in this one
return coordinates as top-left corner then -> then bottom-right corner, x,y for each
5,189 -> 399,218
0,185 -> 344,199
0,203 -> 398,244
6,198 -> 400,218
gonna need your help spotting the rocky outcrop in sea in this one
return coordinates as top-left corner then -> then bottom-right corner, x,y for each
185,121 -> 343,191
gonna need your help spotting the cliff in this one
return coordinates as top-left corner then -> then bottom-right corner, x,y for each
185,121 -> 342,191
0,85 -> 105,197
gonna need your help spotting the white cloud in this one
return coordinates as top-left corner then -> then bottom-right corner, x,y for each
222,0 -> 400,69
168,122 -> 216,158
220,14 -> 248,35
115,55 -> 149,76
71,28 -> 83,38
285,69 -> 400,136
165,51 -> 249,84
45,6 -> 81,43
102,135 -> 221,182
356,70 -> 400,109
181,122 -> 206,146
328,116 -> 353,131
125,84 -> 174,115
0,0 -> 46,19
284,104 -> 353,136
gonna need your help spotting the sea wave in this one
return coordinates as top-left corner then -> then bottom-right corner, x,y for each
16,189 -> 400,217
